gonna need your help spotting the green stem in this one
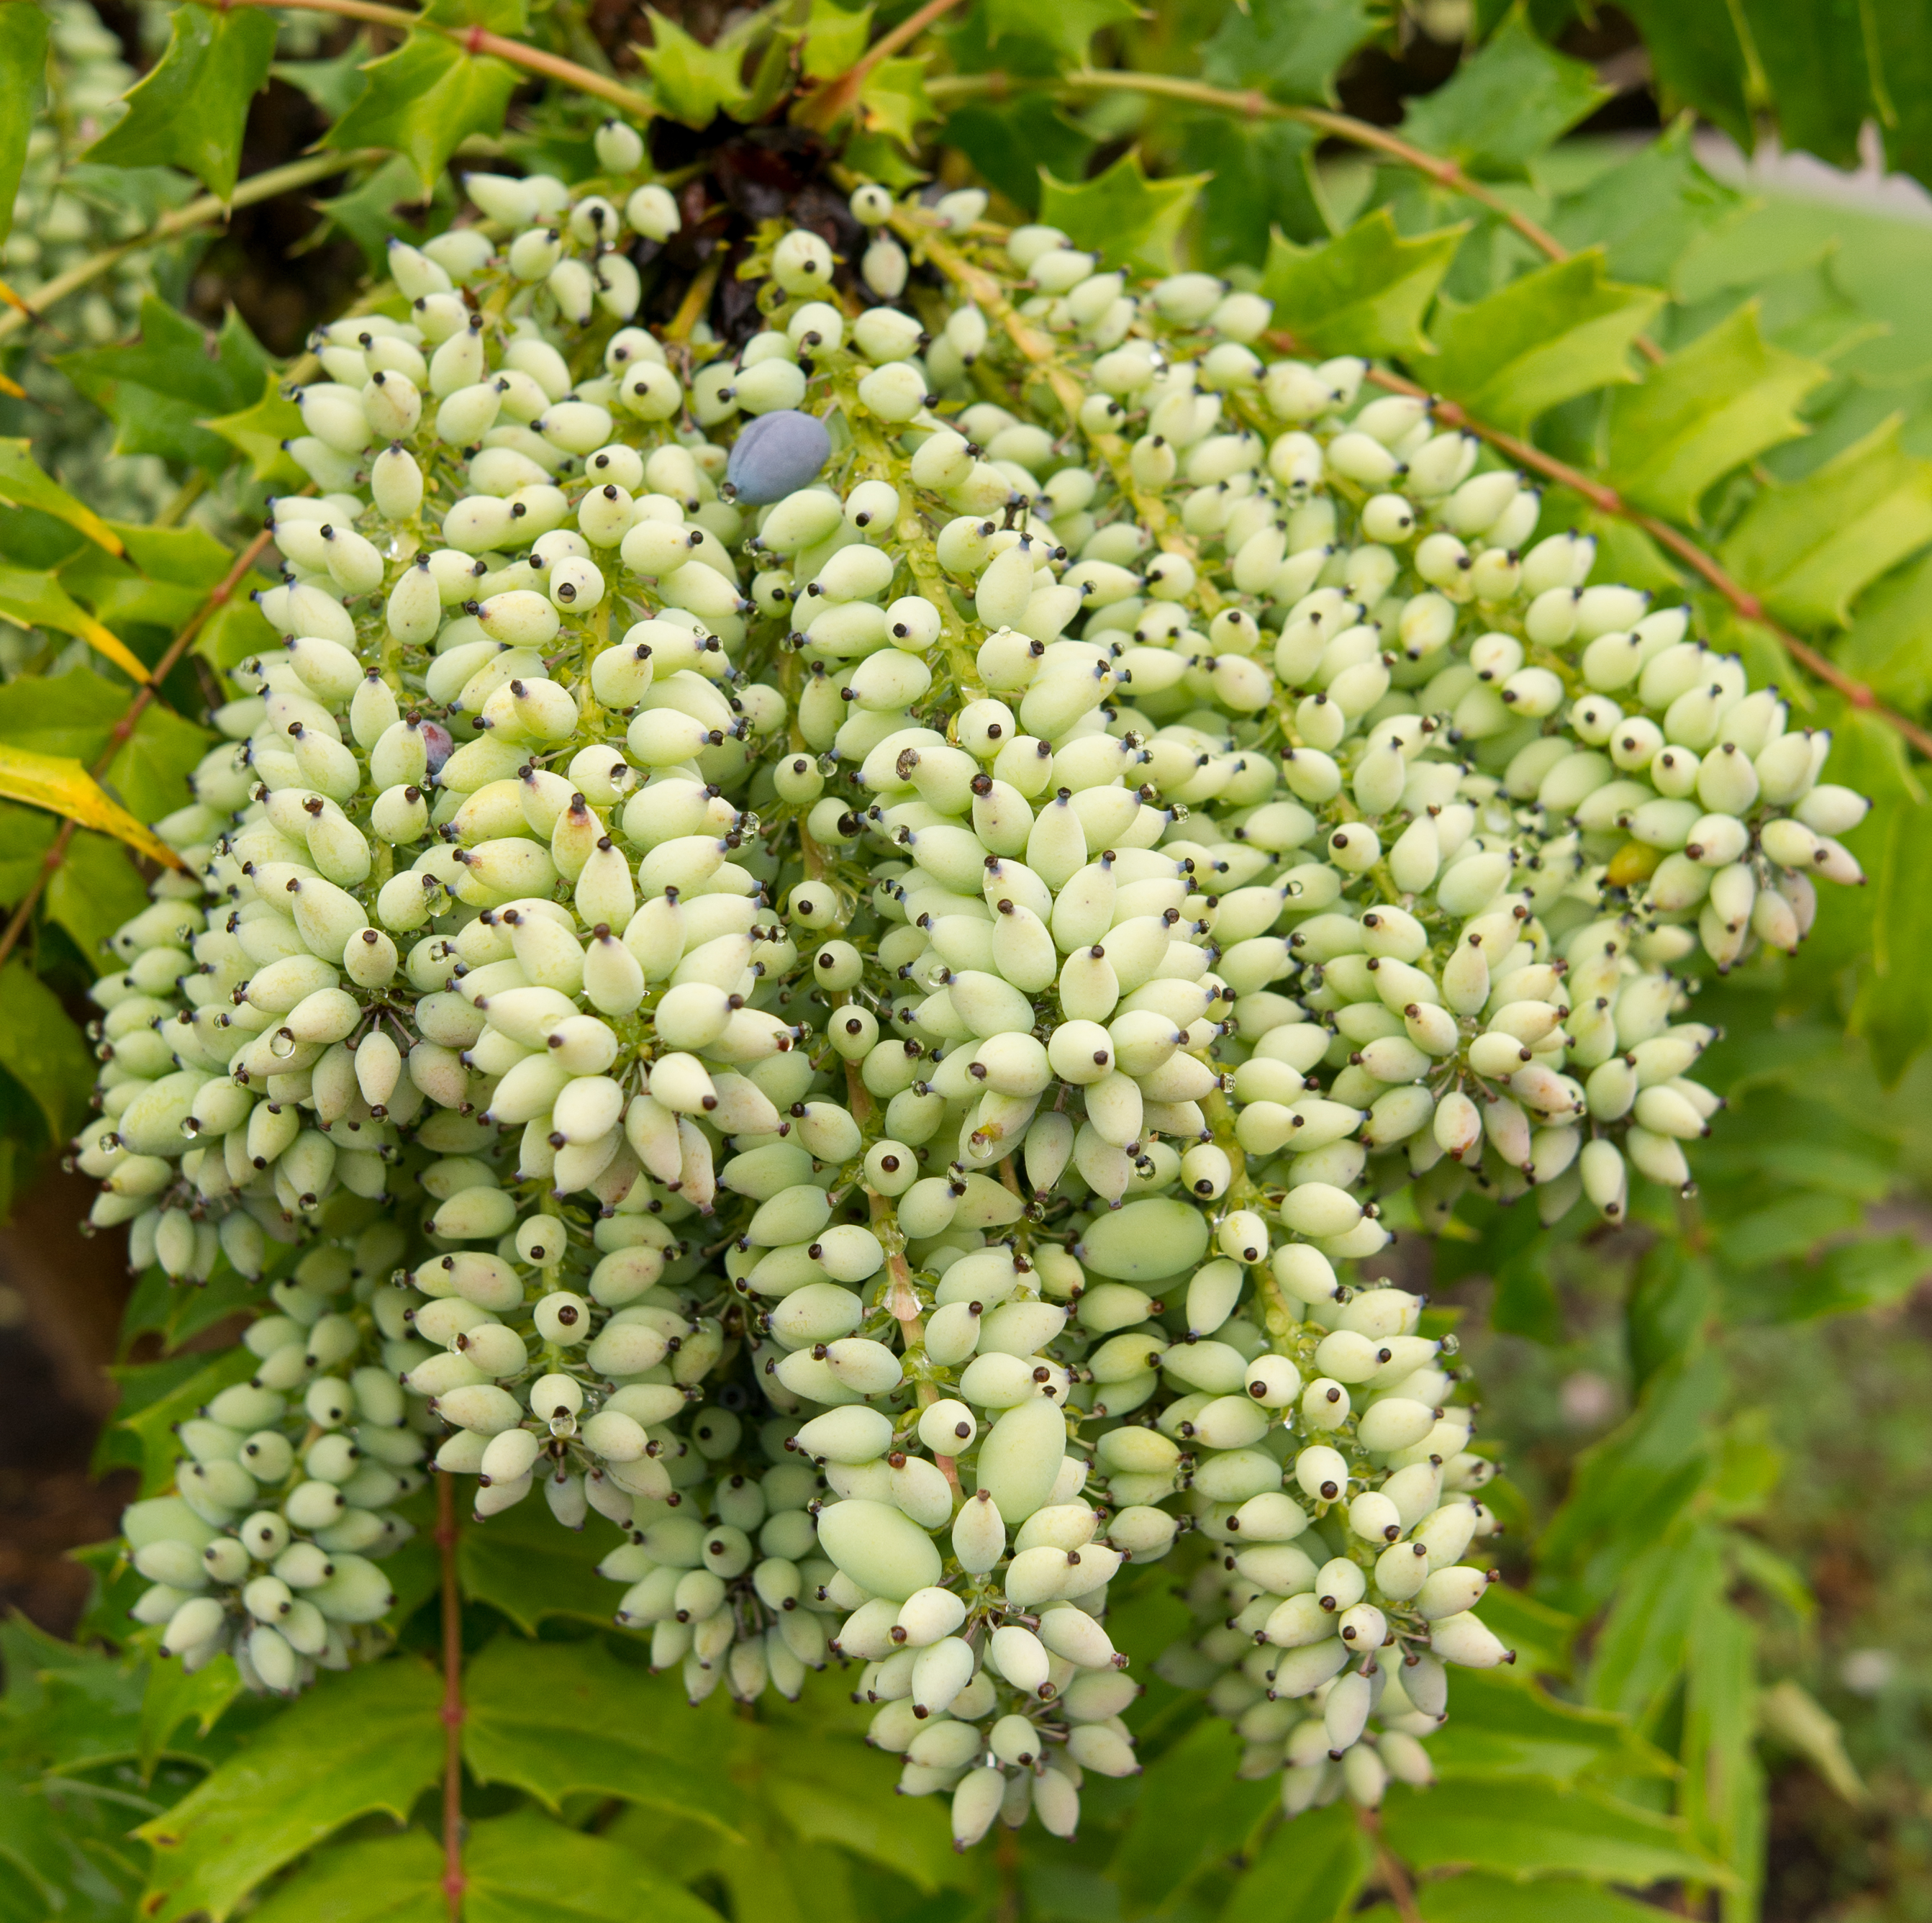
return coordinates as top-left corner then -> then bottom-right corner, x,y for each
0,151 -> 375,347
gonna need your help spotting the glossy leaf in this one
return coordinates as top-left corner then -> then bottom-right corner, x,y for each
1605,303 -> 1828,522
203,374 -> 309,487
1110,1716 -> 1274,1911
1182,115 -> 1329,271
1399,10 -> 1607,178
1587,1525 -> 1727,1729
83,2 -> 276,200
0,962 -> 95,1146
422,0 -> 529,29
1216,1799 -> 1365,1923
0,565 -> 151,682
858,59 -> 934,148
461,1636 -> 745,1833
327,31 -> 517,197
1410,1873 -> 1680,1922
638,9 -> 752,129
1379,1778 -> 1729,1886
140,1654 -> 245,1779
245,1828 -> 445,1923
1430,250 -> 1664,431
0,440 -> 123,556
1199,0 -> 1375,107
117,1346 -> 258,1493
1550,118 -> 1741,294
942,96 -> 1094,217
1259,209 -> 1466,359
137,1660 -> 443,1923
458,1488 -> 630,1632
1038,151 -> 1207,275
1736,0 -> 1867,171
983,0 -> 1141,66
0,743 -> 189,869
0,3 -> 47,250
1722,416 -> 1932,627
1852,791 -> 1932,1076
1614,0 -> 1751,149
1427,1669 -> 1673,1786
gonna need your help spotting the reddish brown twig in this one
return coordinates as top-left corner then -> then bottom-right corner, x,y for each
0,523 -> 278,973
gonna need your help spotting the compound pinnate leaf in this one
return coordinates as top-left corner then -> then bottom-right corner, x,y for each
1216,1800 -> 1366,1923
83,2 -> 276,201
0,4 -> 48,249
1110,1718 -> 1274,1912
1550,117 -> 1741,291
0,743 -> 188,870
461,1637 -> 744,1834
1200,0 -> 1374,107
982,0 -> 1142,68
1606,302 -> 1829,522
1379,1778 -> 1731,1886
942,95 -> 1094,216
1586,1527 -> 1728,1728
203,374 -> 309,487
244,1829 -> 445,1923
1430,250 -> 1664,432
327,30 -> 517,197
458,1485 -> 630,1632
1260,209 -> 1466,360
1425,1669 -> 1672,1786
1854,791 -> 1932,1077
1720,416 -> 1932,628
136,1660 -> 443,1923
1039,151 -> 1206,275
1399,9 -> 1607,177
1183,116 -> 1328,272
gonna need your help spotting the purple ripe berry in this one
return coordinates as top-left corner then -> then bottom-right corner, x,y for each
727,409 -> 831,505
419,720 -> 454,776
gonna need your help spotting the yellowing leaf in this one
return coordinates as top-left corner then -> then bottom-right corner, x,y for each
202,372 -> 309,487
0,743 -> 186,870
1606,302 -> 1828,522
0,566 -> 151,682
0,438 -> 123,555
1261,209 -> 1465,359
1430,249 -> 1665,433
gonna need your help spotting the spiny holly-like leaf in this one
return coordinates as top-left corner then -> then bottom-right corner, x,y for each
1720,416 -> 1932,628
327,30 -> 517,198
1400,8 -> 1607,178
1430,249 -> 1664,432
638,9 -> 751,130
1605,302 -> 1828,522
1038,151 -> 1207,276
1616,0 -> 1752,151
0,743 -> 188,869
858,58 -> 934,148
1216,1801 -> 1365,1923
1182,115 -> 1329,272
1200,0 -> 1375,107
242,1827 -> 443,1923
203,372 -> 309,487
943,95 -> 1094,216
1110,1718 -> 1275,1911
1840,549 -> 1932,713
137,1660 -> 443,1923
422,0 -> 529,30
1379,1778 -> 1732,1888
0,4 -> 48,250
83,2 -> 277,201
983,0 -> 1142,68
0,960 -> 96,1142
1550,116 -> 1741,291
458,1487 -> 629,1632
274,35 -> 376,122
1259,209 -> 1466,359
799,0 -> 871,82
0,566 -> 152,682
0,440 -> 123,556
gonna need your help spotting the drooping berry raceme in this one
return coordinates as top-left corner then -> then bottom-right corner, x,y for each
81,164 -> 1864,1829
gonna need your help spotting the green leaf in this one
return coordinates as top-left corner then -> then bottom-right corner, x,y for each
1735,0 -> 1867,171
983,0 -> 1142,67
117,1347 -> 258,1493
109,701 -> 212,826
275,36 -> 378,122
0,564 -> 153,682
1411,1873 -> 1679,1922
1613,0 -> 1752,150
1839,548 -> 1932,712
1680,1600 -> 1763,1899
1379,1779 -> 1729,1886
857,58 -> 934,148
1038,151 -> 1206,276
1549,118 -> 1742,291
756,1738 -> 966,1896
1426,1669 -> 1672,1786
1852,790 -> 1932,1075
466,1809 -> 725,1923
0,801 -> 56,906
0,440 -> 124,557
0,3 -> 47,250
1474,1583 -> 1580,1683
1605,302 -> 1828,522
1431,249 -> 1664,432
0,961 -> 96,1143
45,831 -> 152,961
1868,2 -> 1932,189
800,0 -> 871,81
140,1654 -> 245,1778
327,31 -> 517,198
58,297 -> 274,477
1109,1716 -> 1274,1911
422,0 -> 529,30
1217,1799 -> 1365,1923
245,1828 -> 445,1923
638,10 -> 750,130
458,1488 -> 631,1632
1757,1678 -> 1867,1808
1181,115 -> 1329,272
137,1660 -> 443,1923
942,97 -> 1094,217
1259,209 -> 1465,359
1399,9 -> 1607,178
83,2 -> 277,201
1626,1241 -> 1713,1395
1587,1526 -> 1727,1728
1720,415 -> 1932,628
461,1637 -> 745,1833
203,374 -> 309,487
1199,0 -> 1375,107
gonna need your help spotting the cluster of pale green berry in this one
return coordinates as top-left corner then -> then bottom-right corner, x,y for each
80,140 -> 1864,1841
